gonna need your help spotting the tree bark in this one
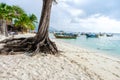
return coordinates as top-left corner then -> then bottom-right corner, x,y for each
3,20 -> 8,37
0,0 -> 58,56
31,0 -> 58,55
0,20 -> 4,34
0,19 -> 8,37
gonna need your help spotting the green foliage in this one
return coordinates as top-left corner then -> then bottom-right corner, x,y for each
14,13 -> 37,30
0,3 -> 14,20
0,3 -> 37,30
12,5 -> 25,15
29,14 -> 37,23
12,5 -> 25,18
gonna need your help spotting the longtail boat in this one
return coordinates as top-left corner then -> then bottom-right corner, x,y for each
54,32 -> 78,39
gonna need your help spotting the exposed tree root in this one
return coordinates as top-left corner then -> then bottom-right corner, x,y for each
0,38 -> 26,43
0,0 -> 60,56
0,37 -> 59,56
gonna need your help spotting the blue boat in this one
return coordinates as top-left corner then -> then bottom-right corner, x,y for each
86,33 -> 99,38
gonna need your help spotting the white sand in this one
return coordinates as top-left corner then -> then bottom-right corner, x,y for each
0,33 -> 120,80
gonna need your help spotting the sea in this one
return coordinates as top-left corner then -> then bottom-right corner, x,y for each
50,33 -> 120,58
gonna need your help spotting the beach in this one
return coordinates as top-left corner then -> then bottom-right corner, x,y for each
0,33 -> 120,80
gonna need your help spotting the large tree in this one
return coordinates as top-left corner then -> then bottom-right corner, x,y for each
0,4 -> 37,36
13,5 -> 37,33
0,0 -> 58,55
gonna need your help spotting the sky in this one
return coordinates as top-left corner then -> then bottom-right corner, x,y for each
0,0 -> 120,33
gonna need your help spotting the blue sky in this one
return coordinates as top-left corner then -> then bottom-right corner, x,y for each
0,0 -> 120,33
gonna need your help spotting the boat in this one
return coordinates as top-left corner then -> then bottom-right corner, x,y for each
86,33 -> 99,38
99,33 -> 105,36
54,32 -> 78,39
106,34 -> 113,37
80,32 -> 87,35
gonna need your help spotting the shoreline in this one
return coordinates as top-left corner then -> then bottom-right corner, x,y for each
0,33 -> 120,80
54,38 -> 120,61
53,39 -> 120,80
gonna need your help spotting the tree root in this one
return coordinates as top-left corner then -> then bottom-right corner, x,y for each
0,37 -> 59,56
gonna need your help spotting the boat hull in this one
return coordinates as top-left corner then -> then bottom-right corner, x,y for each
86,34 -> 99,38
54,35 -> 77,39
54,33 -> 77,39
106,34 -> 113,37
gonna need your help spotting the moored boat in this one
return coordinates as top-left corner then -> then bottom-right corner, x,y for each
106,34 -> 113,37
54,32 -> 78,39
99,33 -> 105,36
86,33 -> 99,38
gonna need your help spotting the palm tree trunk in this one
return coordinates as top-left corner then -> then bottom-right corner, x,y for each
0,19 -> 4,34
0,19 -> 8,36
2,20 -> 8,37
0,25 -> 2,34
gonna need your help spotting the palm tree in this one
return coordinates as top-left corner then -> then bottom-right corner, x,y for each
0,3 -> 14,36
0,4 -> 37,35
0,0 -> 58,55
14,13 -> 37,33
12,5 -> 25,14
28,14 -> 37,30
12,5 -> 25,19
0,3 -> 7,35
14,14 -> 29,32
12,5 -> 37,32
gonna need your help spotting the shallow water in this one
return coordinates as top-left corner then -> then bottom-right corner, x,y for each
50,33 -> 120,58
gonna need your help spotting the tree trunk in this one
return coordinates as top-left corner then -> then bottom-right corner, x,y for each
0,19 -> 8,37
0,0 -> 58,55
0,25 -> 3,34
0,20 -> 4,34
3,20 -> 8,37
31,0 -> 58,54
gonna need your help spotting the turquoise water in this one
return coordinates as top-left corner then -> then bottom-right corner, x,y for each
50,34 -> 120,58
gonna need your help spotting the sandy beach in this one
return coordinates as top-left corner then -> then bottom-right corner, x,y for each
0,33 -> 120,80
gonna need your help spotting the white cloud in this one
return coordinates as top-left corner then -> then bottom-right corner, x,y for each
51,1 -> 120,33
74,14 -> 120,33
68,8 -> 84,17
56,1 -> 84,17
61,0 -> 89,5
